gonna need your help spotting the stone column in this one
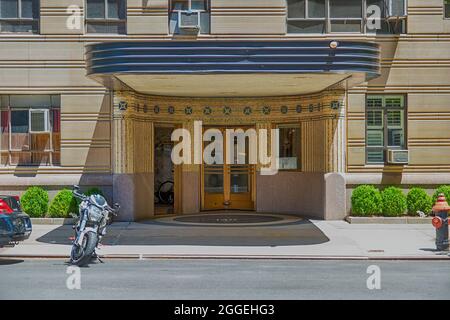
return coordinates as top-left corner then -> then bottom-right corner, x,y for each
112,95 -> 155,221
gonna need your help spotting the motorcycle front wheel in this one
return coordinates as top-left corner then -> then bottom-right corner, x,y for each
70,231 -> 98,267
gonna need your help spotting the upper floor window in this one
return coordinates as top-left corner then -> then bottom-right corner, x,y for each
86,0 -> 126,34
445,0 -> 450,18
169,0 -> 210,34
0,0 -> 39,33
287,0 -> 406,34
0,95 -> 60,166
366,95 -> 406,164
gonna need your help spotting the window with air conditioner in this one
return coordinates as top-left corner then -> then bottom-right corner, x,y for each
170,0 -> 210,34
86,0 -> 126,34
287,0 -> 407,34
0,95 -> 61,166
366,95 -> 406,164
0,0 -> 39,33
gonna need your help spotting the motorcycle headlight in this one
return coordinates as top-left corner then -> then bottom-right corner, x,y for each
88,206 -> 103,222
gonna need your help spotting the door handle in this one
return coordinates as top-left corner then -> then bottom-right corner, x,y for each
223,201 -> 231,206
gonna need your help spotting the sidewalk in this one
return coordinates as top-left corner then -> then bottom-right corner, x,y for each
0,218 -> 448,260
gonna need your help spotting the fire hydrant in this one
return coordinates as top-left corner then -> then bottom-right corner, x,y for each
431,193 -> 449,251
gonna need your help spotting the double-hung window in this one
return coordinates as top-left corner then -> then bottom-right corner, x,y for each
86,0 -> 126,34
0,95 -> 60,166
169,0 -> 210,34
366,95 -> 406,164
0,0 -> 39,33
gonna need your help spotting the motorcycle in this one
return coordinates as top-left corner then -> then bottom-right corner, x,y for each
70,185 -> 120,266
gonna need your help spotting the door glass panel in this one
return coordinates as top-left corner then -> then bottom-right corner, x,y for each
204,172 -> 223,193
230,172 -> 248,193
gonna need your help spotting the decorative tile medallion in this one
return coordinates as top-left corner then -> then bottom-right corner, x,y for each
223,106 -> 232,115
262,106 -> 271,115
330,101 -> 340,110
243,106 -> 252,115
185,106 -> 193,115
118,101 -> 128,111
203,106 -> 212,115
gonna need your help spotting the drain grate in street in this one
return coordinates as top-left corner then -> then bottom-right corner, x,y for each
174,214 -> 284,224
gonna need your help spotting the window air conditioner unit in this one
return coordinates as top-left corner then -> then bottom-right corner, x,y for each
29,109 -> 50,133
387,0 -> 407,18
387,149 -> 409,164
178,10 -> 200,31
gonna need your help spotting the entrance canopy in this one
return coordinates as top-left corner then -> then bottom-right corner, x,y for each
86,40 -> 380,97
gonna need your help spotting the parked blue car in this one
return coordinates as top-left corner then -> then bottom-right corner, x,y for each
0,196 -> 32,247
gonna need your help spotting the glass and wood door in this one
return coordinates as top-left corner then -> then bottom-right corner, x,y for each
202,127 -> 255,210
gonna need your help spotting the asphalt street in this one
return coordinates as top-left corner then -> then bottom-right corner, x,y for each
0,258 -> 449,300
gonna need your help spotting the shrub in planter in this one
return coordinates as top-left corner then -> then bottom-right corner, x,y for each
48,189 -> 78,218
407,188 -> 432,216
21,186 -> 49,217
432,185 -> 450,205
381,187 -> 407,217
351,185 -> 383,216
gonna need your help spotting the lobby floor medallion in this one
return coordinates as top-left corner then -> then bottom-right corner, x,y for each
154,213 -> 303,227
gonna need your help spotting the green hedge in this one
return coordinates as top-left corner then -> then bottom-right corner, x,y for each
381,187 -> 407,217
407,188 -> 432,216
21,187 -> 49,217
432,185 -> 450,205
351,185 -> 383,216
48,189 -> 78,218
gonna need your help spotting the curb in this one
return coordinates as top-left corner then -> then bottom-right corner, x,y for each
1,253 -> 449,261
346,216 -> 432,224
30,218 -> 75,225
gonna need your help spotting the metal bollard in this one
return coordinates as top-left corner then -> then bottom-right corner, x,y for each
431,194 -> 449,251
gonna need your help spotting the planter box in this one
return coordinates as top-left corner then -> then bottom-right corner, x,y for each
346,216 -> 433,224
31,218 -> 76,225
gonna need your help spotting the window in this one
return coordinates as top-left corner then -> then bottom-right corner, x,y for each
0,95 -> 60,166
445,0 -> 450,18
0,0 -> 39,33
287,0 -> 406,34
86,0 -> 126,34
169,0 -> 210,34
278,124 -> 301,170
366,95 -> 406,164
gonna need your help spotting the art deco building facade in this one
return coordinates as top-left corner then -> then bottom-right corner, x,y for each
0,0 -> 449,220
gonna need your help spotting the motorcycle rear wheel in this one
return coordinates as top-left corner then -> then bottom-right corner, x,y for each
70,231 -> 98,267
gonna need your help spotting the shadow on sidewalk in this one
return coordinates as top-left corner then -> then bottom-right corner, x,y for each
36,218 -> 330,247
